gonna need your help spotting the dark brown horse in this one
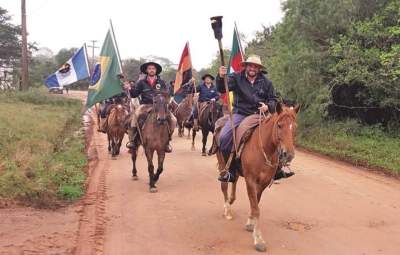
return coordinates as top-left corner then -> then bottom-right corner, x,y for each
217,103 -> 300,252
107,104 -> 128,158
192,100 -> 223,155
174,93 -> 194,138
131,92 -> 171,192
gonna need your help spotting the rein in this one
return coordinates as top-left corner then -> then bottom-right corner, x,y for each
258,111 -> 277,168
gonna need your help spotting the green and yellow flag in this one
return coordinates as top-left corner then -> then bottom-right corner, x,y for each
86,26 -> 123,108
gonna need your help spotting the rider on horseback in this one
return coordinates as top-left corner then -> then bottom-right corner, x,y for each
124,62 -> 177,153
188,74 -> 220,131
216,55 -> 294,182
99,91 -> 129,133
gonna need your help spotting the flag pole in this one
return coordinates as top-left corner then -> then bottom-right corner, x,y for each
234,22 -> 245,58
210,16 -> 238,155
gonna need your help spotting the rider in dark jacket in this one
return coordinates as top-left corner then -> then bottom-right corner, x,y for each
216,55 -> 294,182
124,62 -> 176,152
191,74 -> 220,130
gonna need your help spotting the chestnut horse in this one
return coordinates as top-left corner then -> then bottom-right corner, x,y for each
130,92 -> 171,192
217,102 -> 300,252
107,104 -> 128,157
191,100 -> 223,155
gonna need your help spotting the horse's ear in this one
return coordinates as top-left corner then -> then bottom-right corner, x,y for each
293,105 -> 300,114
276,101 -> 283,114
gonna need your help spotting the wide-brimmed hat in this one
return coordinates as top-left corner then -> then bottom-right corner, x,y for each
140,62 -> 162,75
201,74 -> 215,81
241,54 -> 265,69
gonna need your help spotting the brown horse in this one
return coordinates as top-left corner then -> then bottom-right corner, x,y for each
192,100 -> 223,155
217,103 -> 300,252
174,93 -> 194,138
107,104 -> 128,158
131,92 -> 171,192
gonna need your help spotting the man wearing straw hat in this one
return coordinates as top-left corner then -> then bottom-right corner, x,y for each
217,54 -> 294,182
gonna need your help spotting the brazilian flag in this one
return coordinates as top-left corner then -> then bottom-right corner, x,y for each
86,27 -> 123,108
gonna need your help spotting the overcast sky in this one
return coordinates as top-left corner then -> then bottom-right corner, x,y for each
2,0 -> 284,69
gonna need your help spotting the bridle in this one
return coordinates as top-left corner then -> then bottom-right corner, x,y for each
257,109 -> 296,168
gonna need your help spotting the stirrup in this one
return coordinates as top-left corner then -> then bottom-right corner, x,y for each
218,171 -> 235,183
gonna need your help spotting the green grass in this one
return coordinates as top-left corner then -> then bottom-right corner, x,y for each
297,114 -> 400,176
0,89 -> 87,207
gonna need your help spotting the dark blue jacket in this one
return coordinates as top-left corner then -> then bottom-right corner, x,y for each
129,76 -> 169,104
216,71 -> 277,116
195,83 -> 220,103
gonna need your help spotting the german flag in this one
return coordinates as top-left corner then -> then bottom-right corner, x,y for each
174,42 -> 193,93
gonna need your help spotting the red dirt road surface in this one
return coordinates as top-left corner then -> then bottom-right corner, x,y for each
1,91 -> 399,254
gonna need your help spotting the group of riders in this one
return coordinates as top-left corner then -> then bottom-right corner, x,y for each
97,54 -> 294,183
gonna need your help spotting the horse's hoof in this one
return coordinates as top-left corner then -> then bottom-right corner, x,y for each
132,175 -> 138,181
224,214 -> 233,220
255,243 -> 267,252
245,224 -> 254,232
149,187 -> 158,193
201,152 -> 207,156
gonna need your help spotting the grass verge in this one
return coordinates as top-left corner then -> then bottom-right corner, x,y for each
297,114 -> 400,176
0,89 -> 87,207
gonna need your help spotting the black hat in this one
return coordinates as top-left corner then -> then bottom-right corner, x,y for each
140,62 -> 162,75
201,74 -> 215,81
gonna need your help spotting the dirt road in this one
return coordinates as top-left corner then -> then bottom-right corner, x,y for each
1,91 -> 399,254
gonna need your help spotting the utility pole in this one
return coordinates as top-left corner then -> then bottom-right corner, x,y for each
20,0 -> 29,91
87,40 -> 99,75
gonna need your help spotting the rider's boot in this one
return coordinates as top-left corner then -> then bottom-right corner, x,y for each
100,118 -> 107,133
218,151 -> 237,183
274,165 -> 295,180
165,134 -> 172,153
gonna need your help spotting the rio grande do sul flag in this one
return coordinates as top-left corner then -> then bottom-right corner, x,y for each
174,42 -> 193,93
223,23 -> 244,105
86,23 -> 123,108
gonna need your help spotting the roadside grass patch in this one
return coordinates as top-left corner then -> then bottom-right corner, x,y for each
297,114 -> 400,175
0,89 -> 87,207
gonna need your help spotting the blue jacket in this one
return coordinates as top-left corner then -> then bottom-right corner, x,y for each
196,83 -> 220,102
216,71 -> 277,116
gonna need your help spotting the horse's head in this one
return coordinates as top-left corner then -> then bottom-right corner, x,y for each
273,102 -> 300,165
153,92 -> 170,124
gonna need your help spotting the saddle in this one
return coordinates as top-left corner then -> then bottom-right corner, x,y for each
210,114 -> 272,158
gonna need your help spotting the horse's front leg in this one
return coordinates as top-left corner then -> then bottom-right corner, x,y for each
107,133 -> 111,152
191,129 -> 196,151
229,178 -> 238,205
221,182 -> 233,220
145,148 -> 157,193
131,148 -> 139,180
153,150 -> 165,183
201,130 -> 208,156
245,178 -> 266,252
178,122 -> 183,137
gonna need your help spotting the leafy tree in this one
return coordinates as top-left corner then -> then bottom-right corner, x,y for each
0,7 -> 21,67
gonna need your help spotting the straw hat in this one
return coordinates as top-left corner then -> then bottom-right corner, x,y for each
241,54 -> 265,69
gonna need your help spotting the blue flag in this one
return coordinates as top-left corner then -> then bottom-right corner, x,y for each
45,45 -> 90,88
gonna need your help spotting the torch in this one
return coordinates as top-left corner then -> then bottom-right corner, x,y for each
210,16 -> 238,155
